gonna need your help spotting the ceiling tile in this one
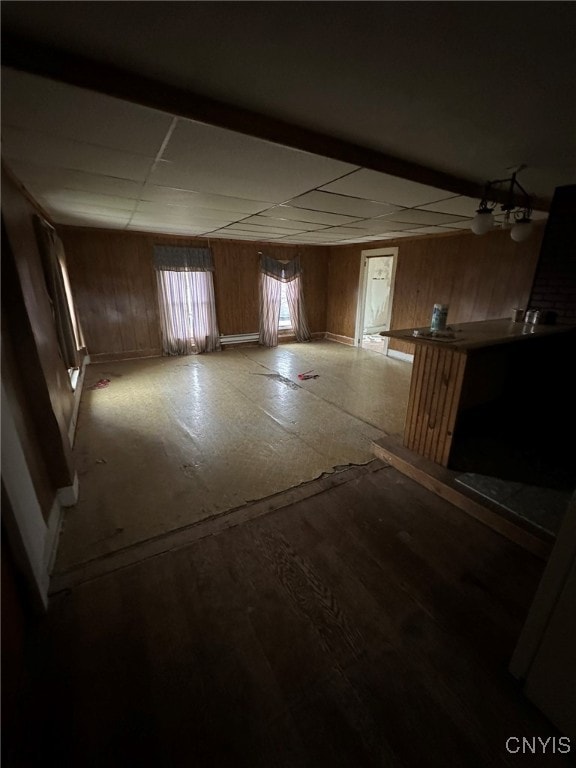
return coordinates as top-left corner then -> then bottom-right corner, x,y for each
134,200 -> 241,224
437,219 -> 475,230
403,226 -> 458,235
416,195 -> 481,216
345,219 -> 414,232
258,205 -> 362,226
126,222 -> 208,235
1,68 -> 173,157
366,231 -> 415,239
46,201 -> 135,218
153,118 -> 358,201
280,232 -> 346,242
52,211 -> 130,227
2,127 -> 155,182
138,185 -> 272,213
5,160 -> 145,199
129,213 -> 225,230
39,190 -> 137,211
308,226 -> 370,237
318,169 -> 455,207
237,215 -> 327,231
210,222 -> 307,235
383,209 -> 468,225
285,190 -> 403,218
208,231 -> 285,240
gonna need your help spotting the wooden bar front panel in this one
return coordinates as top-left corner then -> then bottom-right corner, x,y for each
404,345 -> 467,466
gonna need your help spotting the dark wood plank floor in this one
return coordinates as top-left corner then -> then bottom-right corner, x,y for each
12,465 -> 573,767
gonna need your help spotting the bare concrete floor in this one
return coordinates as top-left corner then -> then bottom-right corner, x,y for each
56,341 -> 411,572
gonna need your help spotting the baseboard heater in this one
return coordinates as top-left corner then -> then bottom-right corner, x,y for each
220,333 -> 260,345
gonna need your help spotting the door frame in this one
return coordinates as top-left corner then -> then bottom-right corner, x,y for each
355,247 -> 398,354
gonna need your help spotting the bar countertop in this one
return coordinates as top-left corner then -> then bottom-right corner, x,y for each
380,318 -> 576,352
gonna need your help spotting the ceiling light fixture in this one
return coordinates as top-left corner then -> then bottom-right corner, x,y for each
471,165 -> 534,242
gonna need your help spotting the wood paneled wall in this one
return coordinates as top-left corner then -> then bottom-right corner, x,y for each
60,227 -> 329,358
327,226 -> 545,353
61,229 -> 162,360
2,170 -> 76,500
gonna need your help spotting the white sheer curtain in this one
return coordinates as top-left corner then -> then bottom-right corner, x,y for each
286,275 -> 311,343
259,272 -> 282,347
154,246 -> 220,356
258,253 -> 311,347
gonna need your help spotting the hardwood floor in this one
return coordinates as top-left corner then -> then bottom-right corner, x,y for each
12,464 -> 573,767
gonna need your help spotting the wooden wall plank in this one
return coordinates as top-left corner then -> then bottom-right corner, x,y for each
327,226 -> 544,352
326,248 -> 360,339
60,228 -> 329,357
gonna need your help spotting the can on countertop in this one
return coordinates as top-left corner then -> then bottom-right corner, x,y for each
430,303 -> 448,331
512,308 -> 525,322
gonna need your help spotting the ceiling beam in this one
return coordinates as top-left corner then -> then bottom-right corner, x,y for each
2,33 -> 550,211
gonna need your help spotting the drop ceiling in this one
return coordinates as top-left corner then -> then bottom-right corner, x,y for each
2,3 -> 573,244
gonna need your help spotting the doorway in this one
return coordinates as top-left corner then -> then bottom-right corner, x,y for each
355,247 -> 398,354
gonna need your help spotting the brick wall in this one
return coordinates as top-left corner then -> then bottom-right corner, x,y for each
529,185 -> 576,325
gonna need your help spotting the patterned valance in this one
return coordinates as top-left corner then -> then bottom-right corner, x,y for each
259,253 -> 302,282
153,246 -> 214,272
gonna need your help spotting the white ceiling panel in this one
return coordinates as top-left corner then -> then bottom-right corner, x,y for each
383,209 -> 468,225
139,185 -> 272,213
281,232 -> 347,242
129,213 -> 223,230
258,205 -> 362,226
5,160 -> 145,199
1,68 -> 173,157
319,169 -> 456,207
437,219 -> 476,230
134,200 -> 241,223
308,226 -> 371,237
285,190 -> 403,218
2,127 -> 155,181
154,118 -> 358,202
209,230 -> 285,240
417,195 -> 481,216
126,222 -> 209,235
210,227 -> 284,240
39,190 -> 137,211
237,215 -> 327,231
345,219 -> 415,233
403,226 -> 458,235
53,211 -> 131,227
46,201 -> 136,218
210,223 -> 308,235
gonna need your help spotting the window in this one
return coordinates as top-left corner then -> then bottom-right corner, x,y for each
278,281 -> 292,330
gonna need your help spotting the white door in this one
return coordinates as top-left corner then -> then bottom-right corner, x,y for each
355,247 -> 398,354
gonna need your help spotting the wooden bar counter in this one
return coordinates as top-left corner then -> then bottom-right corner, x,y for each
382,318 -> 576,467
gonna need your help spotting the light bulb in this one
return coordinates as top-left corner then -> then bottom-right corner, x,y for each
510,219 -> 533,242
471,210 -> 494,235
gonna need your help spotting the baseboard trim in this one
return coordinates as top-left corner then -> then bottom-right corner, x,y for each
89,350 -> 162,363
387,349 -> 414,363
45,498 -> 64,575
325,332 -> 355,346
